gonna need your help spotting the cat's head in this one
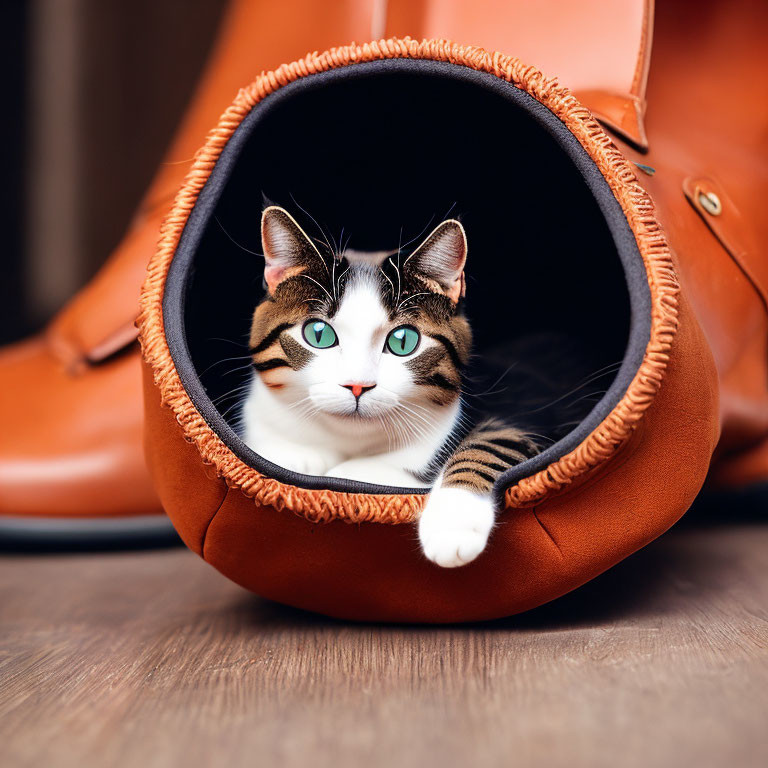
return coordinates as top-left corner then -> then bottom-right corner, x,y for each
248,206 -> 471,430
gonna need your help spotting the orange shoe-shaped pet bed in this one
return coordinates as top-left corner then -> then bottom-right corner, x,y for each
139,39 -> 749,622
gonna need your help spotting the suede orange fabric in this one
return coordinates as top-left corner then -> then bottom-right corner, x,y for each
139,39 -> 680,524
138,1 -> 768,622
138,37 -> 726,622
142,365 -> 228,555
142,290 -> 716,622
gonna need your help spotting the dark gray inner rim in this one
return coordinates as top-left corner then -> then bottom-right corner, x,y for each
163,58 -> 652,501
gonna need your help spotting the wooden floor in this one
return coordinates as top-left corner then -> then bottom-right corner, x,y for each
1,521 -> 767,768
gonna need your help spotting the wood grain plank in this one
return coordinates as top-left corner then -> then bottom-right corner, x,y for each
1,525 -> 767,768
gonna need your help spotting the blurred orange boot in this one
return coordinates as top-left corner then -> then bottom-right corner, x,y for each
0,0 -> 383,541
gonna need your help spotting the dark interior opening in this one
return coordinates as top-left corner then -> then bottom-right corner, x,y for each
165,59 -> 650,497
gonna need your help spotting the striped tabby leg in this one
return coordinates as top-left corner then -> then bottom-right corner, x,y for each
419,420 -> 537,568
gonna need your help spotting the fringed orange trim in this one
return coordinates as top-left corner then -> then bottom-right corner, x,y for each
138,37 -> 679,524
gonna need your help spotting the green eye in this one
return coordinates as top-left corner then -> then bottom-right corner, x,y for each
386,326 -> 420,356
302,320 -> 338,349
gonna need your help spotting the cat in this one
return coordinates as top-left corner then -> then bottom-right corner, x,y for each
240,206 -> 538,568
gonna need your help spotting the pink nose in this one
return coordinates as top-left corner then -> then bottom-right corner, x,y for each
342,383 -> 376,399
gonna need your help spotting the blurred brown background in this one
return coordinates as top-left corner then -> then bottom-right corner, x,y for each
1,0 -> 225,345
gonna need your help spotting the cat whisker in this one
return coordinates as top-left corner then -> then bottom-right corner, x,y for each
338,228 -> 354,259
215,399 -> 250,421
392,404 -> 434,443
565,390 -> 608,407
283,395 -> 318,415
576,359 -> 625,379
400,214 -> 441,266
198,355 -> 253,377
521,431 -> 556,446
389,413 -> 411,448
471,361 -> 521,397
397,292 -> 431,311
396,407 -> 435,434
211,383 -> 255,408
386,255 -> 403,306
298,274 -> 334,304
465,387 -> 510,399
214,216 -> 263,257
389,411 -> 418,443
380,268 -> 396,302
441,201 -> 458,220
207,335 -> 251,346
220,363 -> 259,378
375,414 -> 397,451
219,398 -> 249,421
397,409 -> 441,436
288,193 -> 338,261
399,400 -> 441,422
212,382 -> 253,402
523,373 -> 619,416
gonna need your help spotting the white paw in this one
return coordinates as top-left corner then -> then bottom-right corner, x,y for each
255,443 -> 340,476
418,486 -> 495,568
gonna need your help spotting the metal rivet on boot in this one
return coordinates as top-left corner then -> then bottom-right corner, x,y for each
699,190 -> 722,216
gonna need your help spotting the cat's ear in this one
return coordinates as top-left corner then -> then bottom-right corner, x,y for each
408,219 -> 467,303
260,206 -> 322,294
